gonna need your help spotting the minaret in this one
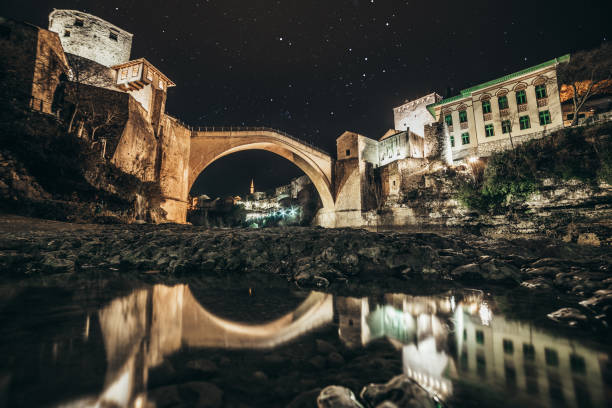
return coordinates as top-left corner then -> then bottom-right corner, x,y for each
250,179 -> 255,195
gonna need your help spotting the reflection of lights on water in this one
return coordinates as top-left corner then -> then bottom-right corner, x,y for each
450,296 -> 456,312
479,301 -> 492,326
134,395 -> 144,408
84,314 -> 90,340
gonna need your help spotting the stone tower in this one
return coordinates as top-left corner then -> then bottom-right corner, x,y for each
48,9 -> 133,67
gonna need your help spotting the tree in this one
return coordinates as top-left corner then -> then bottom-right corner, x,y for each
557,43 -> 612,126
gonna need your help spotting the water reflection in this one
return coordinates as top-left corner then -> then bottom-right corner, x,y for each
0,285 -> 609,408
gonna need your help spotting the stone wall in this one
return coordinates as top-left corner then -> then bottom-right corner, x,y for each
424,122 -> 452,164
158,115 -> 192,223
48,9 -> 132,68
393,93 -> 441,136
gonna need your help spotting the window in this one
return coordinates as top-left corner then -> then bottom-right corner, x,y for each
121,68 -> 128,80
476,353 -> 486,377
519,115 -> 531,130
545,348 -> 559,366
567,113 -> 574,120
450,135 -> 455,147
461,132 -> 470,145
159,79 -> 164,89
131,65 -> 139,77
503,339 -> 514,355
516,90 -> 527,105
346,149 -> 350,156
539,110 -> 551,125
523,344 -> 535,361
502,120 -> 512,134
498,95 -> 509,110
146,68 -> 153,81
535,84 -> 547,99
109,31 -> 118,41
444,114 -> 453,126
485,124 -> 495,137
570,354 -> 586,374
482,100 -> 491,114
74,19 -> 84,27
64,30 -> 71,37
459,110 -> 468,123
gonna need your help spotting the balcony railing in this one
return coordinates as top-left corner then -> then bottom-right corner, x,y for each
460,122 -> 469,130
518,103 -> 528,112
483,113 -> 492,122
537,98 -> 548,107
499,108 -> 510,117
447,125 -> 454,133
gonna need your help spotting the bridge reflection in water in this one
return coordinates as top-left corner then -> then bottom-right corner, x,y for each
57,286 -> 609,408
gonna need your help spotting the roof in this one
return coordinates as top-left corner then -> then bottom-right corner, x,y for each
111,58 -> 176,87
426,54 -> 571,117
379,129 -> 400,141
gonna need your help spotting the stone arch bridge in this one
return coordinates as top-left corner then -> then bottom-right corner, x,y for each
159,123 -> 338,226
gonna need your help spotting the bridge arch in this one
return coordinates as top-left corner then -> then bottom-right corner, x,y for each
188,129 -> 335,211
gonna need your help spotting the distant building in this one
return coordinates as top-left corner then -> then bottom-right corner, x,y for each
427,56 -> 569,161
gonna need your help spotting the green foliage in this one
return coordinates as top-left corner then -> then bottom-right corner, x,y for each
456,122 -> 612,213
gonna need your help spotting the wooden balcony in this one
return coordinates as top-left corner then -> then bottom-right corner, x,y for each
537,98 -> 548,107
518,103 -> 528,112
460,122 -> 468,130
483,113 -> 492,121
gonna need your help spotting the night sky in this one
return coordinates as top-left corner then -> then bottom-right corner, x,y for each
1,0 -> 609,197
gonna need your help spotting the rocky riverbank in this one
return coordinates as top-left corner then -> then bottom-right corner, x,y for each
0,215 -> 610,331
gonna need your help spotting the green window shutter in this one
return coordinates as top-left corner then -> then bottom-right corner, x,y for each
445,114 -> 453,126
485,124 -> 495,137
519,115 -> 531,129
482,100 -> 491,114
535,84 -> 547,99
539,110 -> 551,125
450,135 -> 455,147
459,110 -> 468,123
461,132 -> 470,145
502,120 -> 512,134
516,90 -> 527,105
498,96 -> 509,110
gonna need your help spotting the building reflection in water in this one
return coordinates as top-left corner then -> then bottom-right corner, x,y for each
47,285 -> 609,408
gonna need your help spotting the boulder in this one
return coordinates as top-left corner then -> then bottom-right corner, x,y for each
317,386 -> 363,408
360,375 -> 435,408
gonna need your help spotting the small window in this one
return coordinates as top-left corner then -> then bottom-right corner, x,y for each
523,344 -> 535,361
159,79 -> 164,89
539,110 -> 552,125
461,132 -> 470,145
578,113 -> 586,119
64,30 -> 71,37
570,354 -> 586,374
516,90 -> 527,105
476,353 -> 486,377
74,19 -> 84,27
346,149 -> 350,156
567,113 -> 575,120
450,135 -> 455,147
545,348 -> 559,366
131,65 -> 139,77
444,114 -> 453,126
392,180 -> 396,186
502,120 -> 512,134
482,100 -> 491,114
503,339 -> 514,355
485,124 -> 495,137
109,31 -> 118,41
121,68 -> 128,80
459,110 -> 468,123
520,115 -> 531,130
147,69 -> 153,81
535,84 -> 547,99
498,95 -> 509,110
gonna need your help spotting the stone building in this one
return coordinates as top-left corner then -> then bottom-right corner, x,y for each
393,92 -> 442,137
426,55 -> 569,162
0,16 -> 70,114
48,9 -> 132,68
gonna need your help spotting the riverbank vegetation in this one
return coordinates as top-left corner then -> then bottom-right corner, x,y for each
457,122 -> 612,213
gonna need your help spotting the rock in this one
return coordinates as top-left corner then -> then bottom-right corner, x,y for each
317,386 -> 363,408
316,339 -> 337,355
360,375 -> 435,408
186,358 -> 218,374
179,381 -> 223,408
521,277 -> 554,290
287,388 -> 322,408
547,308 -> 588,327
327,352 -> 345,367
450,263 -> 482,279
309,355 -> 326,370
524,266 -> 563,277
580,289 -> 612,312
148,385 -> 182,408
577,233 -> 601,247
